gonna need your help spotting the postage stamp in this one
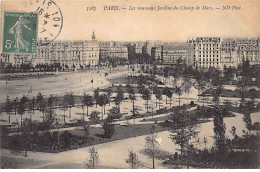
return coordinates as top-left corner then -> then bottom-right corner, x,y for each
2,12 -> 38,53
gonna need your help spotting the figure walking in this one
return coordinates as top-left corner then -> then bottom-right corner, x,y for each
9,16 -> 33,52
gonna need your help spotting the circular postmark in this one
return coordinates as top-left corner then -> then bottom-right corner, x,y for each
23,0 -> 63,44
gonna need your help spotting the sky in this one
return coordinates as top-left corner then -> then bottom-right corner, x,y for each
1,0 -> 260,42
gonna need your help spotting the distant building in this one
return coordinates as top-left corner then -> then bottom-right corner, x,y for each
235,38 -> 260,66
151,46 -> 163,64
161,43 -> 188,65
220,38 -> 237,69
188,37 -> 221,69
99,41 -> 128,61
1,36 -> 259,71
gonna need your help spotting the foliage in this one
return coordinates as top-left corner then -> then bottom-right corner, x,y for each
94,89 -> 100,107
141,88 -> 151,112
115,87 -> 124,106
169,109 -> 198,157
213,107 -> 227,161
82,93 -> 94,116
102,118 -> 115,138
107,106 -> 121,121
89,111 -> 100,125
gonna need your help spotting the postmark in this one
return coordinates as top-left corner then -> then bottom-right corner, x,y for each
2,12 -> 38,54
23,0 -> 63,44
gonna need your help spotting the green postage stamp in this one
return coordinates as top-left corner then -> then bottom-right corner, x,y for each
2,12 -> 38,53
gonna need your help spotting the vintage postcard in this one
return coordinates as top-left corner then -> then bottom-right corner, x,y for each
0,0 -> 259,169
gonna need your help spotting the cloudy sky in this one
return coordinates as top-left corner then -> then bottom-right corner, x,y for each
1,0 -> 260,41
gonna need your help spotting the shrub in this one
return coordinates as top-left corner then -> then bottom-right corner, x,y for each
190,101 -> 195,107
103,120 -> 115,138
60,130 -> 73,147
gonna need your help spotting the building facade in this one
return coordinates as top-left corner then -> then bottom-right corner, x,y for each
187,37 -> 221,69
235,38 -> 260,66
99,41 -> 128,60
1,36 -> 259,71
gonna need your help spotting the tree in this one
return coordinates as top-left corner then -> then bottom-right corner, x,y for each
31,97 -> 35,114
195,79 -> 208,106
43,107 -> 57,131
94,89 -> 100,108
103,117 -> 115,138
107,88 -> 112,105
252,122 -> 260,133
169,109 -> 198,160
79,119 -> 89,141
155,89 -> 162,110
17,101 -> 25,125
47,95 -> 55,109
19,118 -> 32,153
36,92 -> 45,121
82,93 -> 94,119
144,126 -> 160,169
125,150 -> 141,169
98,94 -> 109,120
115,87 -> 124,113
174,85 -> 184,106
20,95 -> 29,106
223,66 -> 235,84
107,106 -> 121,123
183,77 -> 192,102
153,86 -> 159,107
128,86 -> 137,124
162,87 -> 170,106
5,96 -> 13,123
89,111 -> 100,126
86,146 -> 100,169
142,88 -> 151,113
12,97 -> 18,115
166,88 -> 173,108
67,92 -> 74,118
213,107 -> 227,161
62,95 -> 69,123
243,112 -> 252,134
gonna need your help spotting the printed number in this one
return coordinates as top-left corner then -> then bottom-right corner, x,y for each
36,7 -> 44,15
48,1 -> 53,6
5,40 -> 12,49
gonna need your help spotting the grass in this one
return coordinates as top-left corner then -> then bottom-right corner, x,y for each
69,123 -> 167,148
0,156 -> 50,169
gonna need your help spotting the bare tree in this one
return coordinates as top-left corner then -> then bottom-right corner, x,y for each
144,126 -> 160,169
125,150 -> 141,169
5,96 -> 13,123
86,146 -> 100,169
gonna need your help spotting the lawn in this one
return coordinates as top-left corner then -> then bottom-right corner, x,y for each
69,123 -> 167,148
0,156 -> 50,169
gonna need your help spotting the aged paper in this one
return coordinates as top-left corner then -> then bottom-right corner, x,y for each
0,0 -> 259,169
